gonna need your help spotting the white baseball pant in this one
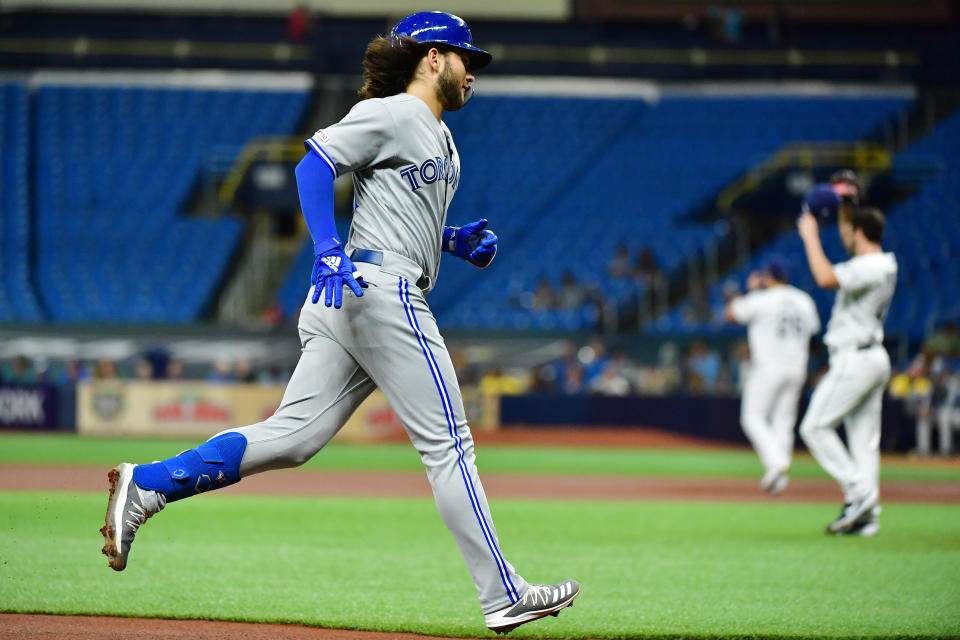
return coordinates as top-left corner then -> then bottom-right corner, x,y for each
799,345 -> 890,502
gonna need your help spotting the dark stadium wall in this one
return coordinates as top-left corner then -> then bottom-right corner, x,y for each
501,393 -> 913,451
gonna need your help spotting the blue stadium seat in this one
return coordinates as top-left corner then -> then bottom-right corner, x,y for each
26,84 -> 310,323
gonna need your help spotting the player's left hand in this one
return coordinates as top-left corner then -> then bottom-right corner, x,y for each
797,211 -> 820,242
443,219 -> 498,268
310,248 -> 368,308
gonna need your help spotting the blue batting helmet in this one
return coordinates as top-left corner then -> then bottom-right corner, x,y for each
391,11 -> 492,70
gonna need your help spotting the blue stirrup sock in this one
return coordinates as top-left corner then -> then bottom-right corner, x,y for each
132,432 -> 247,503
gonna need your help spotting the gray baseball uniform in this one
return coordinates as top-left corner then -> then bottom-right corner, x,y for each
225,93 -> 527,614
799,252 -> 898,503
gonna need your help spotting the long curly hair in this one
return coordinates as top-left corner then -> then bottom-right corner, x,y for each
358,34 -> 434,100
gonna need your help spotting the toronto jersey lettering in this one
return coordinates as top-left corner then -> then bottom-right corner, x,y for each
304,93 -> 461,293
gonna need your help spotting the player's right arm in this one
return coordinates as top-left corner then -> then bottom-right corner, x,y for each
797,212 -> 839,289
295,100 -> 396,308
295,153 -> 367,308
725,291 -> 757,325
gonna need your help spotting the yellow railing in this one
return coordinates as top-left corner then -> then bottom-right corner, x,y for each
716,142 -> 891,213
218,136 -> 307,205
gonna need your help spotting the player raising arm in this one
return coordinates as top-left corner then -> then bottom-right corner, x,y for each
796,201 -> 897,537
725,258 -> 820,494
100,11 -> 578,634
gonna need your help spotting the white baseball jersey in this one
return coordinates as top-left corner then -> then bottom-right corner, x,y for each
823,252 -> 898,351
730,285 -> 821,373
305,94 -> 461,294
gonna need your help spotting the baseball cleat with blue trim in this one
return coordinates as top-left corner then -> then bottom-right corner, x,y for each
100,463 -> 165,571
485,580 -> 580,634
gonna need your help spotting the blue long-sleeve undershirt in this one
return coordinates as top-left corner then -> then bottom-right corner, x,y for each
295,151 -> 341,255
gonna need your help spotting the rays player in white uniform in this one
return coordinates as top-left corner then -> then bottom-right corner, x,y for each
100,12 -> 579,634
725,259 -> 820,494
797,204 -> 896,536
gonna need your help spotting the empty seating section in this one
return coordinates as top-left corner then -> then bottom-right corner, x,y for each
657,110 -> 960,339
351,94 -> 905,330
29,84 -> 308,322
0,83 -> 43,321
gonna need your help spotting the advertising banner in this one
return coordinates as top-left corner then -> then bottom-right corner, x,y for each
0,384 -> 60,431
76,381 -> 418,441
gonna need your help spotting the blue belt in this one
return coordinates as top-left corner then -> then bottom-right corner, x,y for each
350,249 -> 429,289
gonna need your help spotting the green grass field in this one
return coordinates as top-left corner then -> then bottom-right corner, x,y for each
1,433 -> 958,638
2,432 -> 958,482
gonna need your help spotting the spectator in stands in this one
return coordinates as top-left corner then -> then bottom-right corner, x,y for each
261,300 -> 287,328
450,346 -> 480,389
589,355 -> 632,397
556,271 -> 585,310
166,359 -> 185,380
94,359 -> 118,380
608,243 -> 633,278
479,367 -> 527,396
531,277 -> 557,310
286,4 -> 312,43
233,360 -> 257,383
256,362 -> 290,385
728,338 -> 751,392
923,322 -> 959,360
633,247 -> 664,290
684,339 -> 722,393
1,355 -> 38,384
134,358 -> 155,381
206,360 -> 232,383
579,338 -> 611,384
889,356 -> 934,454
713,278 -> 742,325
684,285 -> 711,326
64,360 -> 90,382
914,357 -> 958,456
562,361 -> 587,395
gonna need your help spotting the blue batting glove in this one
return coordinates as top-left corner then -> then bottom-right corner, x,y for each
802,183 -> 841,220
310,246 -> 368,308
443,218 -> 498,268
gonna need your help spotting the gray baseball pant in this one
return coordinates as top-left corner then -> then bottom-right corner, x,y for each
223,250 -> 527,614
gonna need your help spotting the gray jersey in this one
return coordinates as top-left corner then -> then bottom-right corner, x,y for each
305,94 -> 461,293
824,252 -> 898,351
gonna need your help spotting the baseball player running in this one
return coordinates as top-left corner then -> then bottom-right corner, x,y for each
796,195 -> 896,537
725,259 -> 820,494
100,12 -> 579,633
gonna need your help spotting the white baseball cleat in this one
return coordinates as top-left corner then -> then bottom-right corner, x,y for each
843,505 -> 881,537
100,463 -> 165,571
760,466 -> 789,494
826,488 -> 879,534
485,580 -> 580,634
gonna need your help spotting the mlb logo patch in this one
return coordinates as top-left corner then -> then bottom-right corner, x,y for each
317,129 -> 330,143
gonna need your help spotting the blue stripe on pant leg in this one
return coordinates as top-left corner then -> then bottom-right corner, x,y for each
397,278 -> 519,603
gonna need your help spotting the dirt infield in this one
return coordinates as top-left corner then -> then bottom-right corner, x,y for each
2,463 -> 958,503
0,614 -> 476,640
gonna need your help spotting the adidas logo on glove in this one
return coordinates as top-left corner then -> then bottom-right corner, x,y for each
322,255 -> 341,270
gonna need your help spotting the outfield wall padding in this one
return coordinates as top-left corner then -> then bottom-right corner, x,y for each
500,393 -> 912,451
